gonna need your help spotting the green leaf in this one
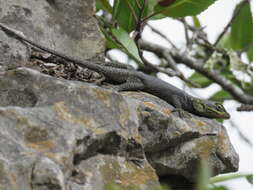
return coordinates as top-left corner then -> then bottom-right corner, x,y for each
112,0 -> 136,32
157,0 -> 177,7
247,45 -> 253,62
104,33 -> 120,49
230,2 -> 253,50
112,0 -> 150,32
188,72 -> 212,88
96,0 -> 113,13
146,0 -> 165,19
246,175 -> 253,184
111,27 -> 142,63
209,90 -> 232,102
98,24 -> 121,49
192,16 -> 201,28
154,0 -> 218,18
217,33 -> 232,49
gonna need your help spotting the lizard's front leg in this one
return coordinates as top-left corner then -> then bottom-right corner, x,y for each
171,95 -> 192,118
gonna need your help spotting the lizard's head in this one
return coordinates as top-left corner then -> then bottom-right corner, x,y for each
192,99 -> 230,119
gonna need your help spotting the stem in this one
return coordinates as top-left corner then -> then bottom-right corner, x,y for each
125,0 -> 138,23
142,10 -> 163,23
209,173 -> 253,184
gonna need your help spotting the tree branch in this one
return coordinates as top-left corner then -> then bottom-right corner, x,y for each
237,104 -> 253,111
139,39 -> 253,104
180,18 -> 191,47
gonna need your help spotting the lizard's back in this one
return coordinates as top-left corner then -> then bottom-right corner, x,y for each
137,72 -> 193,109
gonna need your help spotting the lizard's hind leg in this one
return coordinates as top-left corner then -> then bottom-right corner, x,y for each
93,74 -> 106,85
115,77 -> 144,92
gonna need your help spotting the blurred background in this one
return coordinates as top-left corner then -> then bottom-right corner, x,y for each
108,0 -> 253,189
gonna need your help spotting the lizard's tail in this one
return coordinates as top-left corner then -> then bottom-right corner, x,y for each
0,23 -> 104,72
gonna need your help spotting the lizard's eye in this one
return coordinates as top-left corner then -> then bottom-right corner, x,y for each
216,103 -> 224,111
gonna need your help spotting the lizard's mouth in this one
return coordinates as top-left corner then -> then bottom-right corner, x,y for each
219,112 -> 230,119
203,111 -> 230,119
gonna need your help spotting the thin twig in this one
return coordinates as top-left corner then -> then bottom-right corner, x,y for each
181,18 -> 191,46
139,53 -> 176,77
229,120 -> 253,148
214,0 -> 248,47
135,0 -> 141,9
148,24 -> 178,50
142,10 -> 163,23
156,48 -> 200,87
177,19 -> 227,55
139,0 -> 147,20
125,0 -> 138,23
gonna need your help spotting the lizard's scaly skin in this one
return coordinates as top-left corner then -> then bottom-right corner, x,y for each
0,23 -> 230,119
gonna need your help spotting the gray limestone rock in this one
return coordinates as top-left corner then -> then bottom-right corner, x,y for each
0,67 -> 239,190
0,0 -> 105,71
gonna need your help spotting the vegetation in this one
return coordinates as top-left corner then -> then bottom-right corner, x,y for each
96,0 -> 253,111
96,0 -> 253,189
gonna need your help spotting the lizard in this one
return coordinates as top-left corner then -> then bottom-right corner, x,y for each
0,23 -> 230,119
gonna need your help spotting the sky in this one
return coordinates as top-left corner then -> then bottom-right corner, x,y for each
109,0 -> 253,189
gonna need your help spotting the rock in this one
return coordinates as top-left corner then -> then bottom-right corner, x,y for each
69,155 -> 158,190
0,68 -> 160,190
124,92 -> 239,181
0,67 -> 239,190
0,0 -> 105,71
31,157 -> 65,190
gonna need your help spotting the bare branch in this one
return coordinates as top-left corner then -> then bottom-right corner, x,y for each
139,39 -> 253,104
147,24 -> 178,50
177,19 -> 227,56
180,18 -> 191,47
151,47 -> 200,87
230,120 -> 253,148
237,104 -> 253,111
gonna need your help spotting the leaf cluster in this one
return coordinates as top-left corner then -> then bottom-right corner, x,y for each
96,0 -> 219,65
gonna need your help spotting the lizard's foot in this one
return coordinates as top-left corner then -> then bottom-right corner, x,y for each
172,108 -> 192,119
111,85 -> 121,92
127,157 -> 145,168
93,75 -> 106,85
